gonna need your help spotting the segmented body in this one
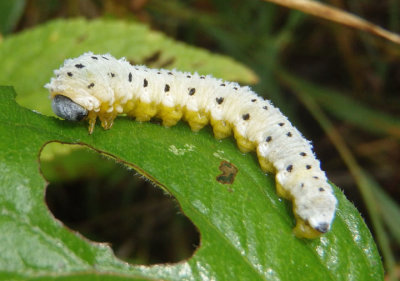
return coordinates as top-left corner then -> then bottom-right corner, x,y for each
45,52 -> 337,238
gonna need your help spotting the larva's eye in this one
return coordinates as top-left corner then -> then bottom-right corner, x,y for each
52,95 -> 88,121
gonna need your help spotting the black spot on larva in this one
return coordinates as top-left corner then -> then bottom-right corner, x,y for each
306,165 -> 312,170
216,161 -> 238,185
200,76 -> 205,79
287,132 -> 292,137
164,84 -> 170,92
319,187 -> 325,192
187,75 -> 191,78
216,97 -> 224,104
87,83 -> 95,89
109,72 -> 116,78
102,56 -> 109,60
263,105 -> 268,110
75,63 -> 85,69
301,183 -> 304,188
128,72 -> 132,82
313,176 -> 319,179
157,71 -> 161,74
233,87 -> 238,90
266,136 -> 272,142
168,72 -> 173,75
279,122 -> 285,126
300,152 -> 307,157
251,99 -> 257,102
91,56 -> 98,60
286,165 -> 293,172
220,83 -> 226,86
242,113 -> 250,120
188,88 -> 196,96
67,72 -> 73,77
143,79 -> 148,87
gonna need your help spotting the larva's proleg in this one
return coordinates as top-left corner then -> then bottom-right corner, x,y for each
45,52 -> 337,238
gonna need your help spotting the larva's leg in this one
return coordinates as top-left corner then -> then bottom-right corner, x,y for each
184,109 -> 209,132
133,101 -> 158,122
293,215 -> 323,239
275,180 -> 292,200
256,148 -> 275,173
87,111 -> 97,134
233,128 -> 256,153
98,112 -> 118,130
210,118 -> 232,139
158,105 -> 183,127
124,100 -> 136,113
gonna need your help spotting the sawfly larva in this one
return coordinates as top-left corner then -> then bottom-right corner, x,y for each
45,52 -> 337,238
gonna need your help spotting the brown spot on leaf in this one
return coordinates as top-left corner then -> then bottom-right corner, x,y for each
143,51 -> 161,64
160,57 -> 176,68
128,58 -> 136,65
136,51 -> 176,68
216,161 -> 238,185
76,34 -> 87,43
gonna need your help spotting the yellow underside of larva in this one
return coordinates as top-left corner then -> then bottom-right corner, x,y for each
87,100 -> 322,239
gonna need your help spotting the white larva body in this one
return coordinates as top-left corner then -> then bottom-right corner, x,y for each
45,52 -> 337,238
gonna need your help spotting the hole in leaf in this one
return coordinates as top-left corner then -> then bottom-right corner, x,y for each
40,142 -> 199,265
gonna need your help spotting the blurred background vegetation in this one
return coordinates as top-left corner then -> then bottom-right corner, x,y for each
1,0 -> 399,278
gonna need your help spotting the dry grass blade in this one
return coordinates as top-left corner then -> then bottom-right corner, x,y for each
262,0 -> 400,44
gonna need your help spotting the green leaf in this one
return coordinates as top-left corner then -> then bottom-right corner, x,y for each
0,0 -> 26,35
0,18 -> 257,116
0,86 -> 383,280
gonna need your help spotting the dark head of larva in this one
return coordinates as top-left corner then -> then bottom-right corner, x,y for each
52,95 -> 88,121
